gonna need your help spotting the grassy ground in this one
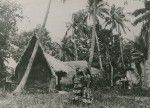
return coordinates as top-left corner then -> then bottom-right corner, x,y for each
0,89 -> 150,108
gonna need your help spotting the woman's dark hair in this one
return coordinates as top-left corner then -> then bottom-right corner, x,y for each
77,70 -> 84,76
86,68 -> 92,76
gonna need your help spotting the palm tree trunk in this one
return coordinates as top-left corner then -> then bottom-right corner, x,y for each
139,62 -> 146,87
106,47 -> 114,87
42,0 -> 52,28
59,48 -> 62,60
110,61 -> 114,87
95,34 -> 104,71
74,39 -> 78,61
120,37 -> 125,69
88,0 -> 96,71
118,26 -> 125,69
72,29 -> 78,61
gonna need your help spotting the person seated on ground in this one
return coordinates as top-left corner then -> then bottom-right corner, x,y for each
114,75 -> 129,89
115,68 -> 140,90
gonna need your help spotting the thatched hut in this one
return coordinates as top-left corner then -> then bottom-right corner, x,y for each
13,35 -> 73,92
61,61 -> 103,85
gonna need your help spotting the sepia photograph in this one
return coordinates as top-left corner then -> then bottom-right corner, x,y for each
0,0 -> 150,107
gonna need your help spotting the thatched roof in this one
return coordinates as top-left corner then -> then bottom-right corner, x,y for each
65,61 -> 88,71
61,61 -> 103,85
64,60 -> 102,76
44,53 -> 73,74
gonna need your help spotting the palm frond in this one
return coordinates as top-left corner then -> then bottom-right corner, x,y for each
133,11 -> 150,25
64,24 -> 72,38
97,2 -> 109,8
96,12 -> 105,19
97,7 -> 109,16
135,21 -> 150,60
132,8 -> 146,17
123,23 -> 130,32
110,4 -> 116,15
139,22 -> 149,45
110,21 -> 117,31
104,19 -> 112,28
88,0 -> 103,7
119,23 -> 126,34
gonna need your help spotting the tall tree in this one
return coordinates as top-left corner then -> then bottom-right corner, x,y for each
104,4 -> 130,86
104,4 -> 130,67
88,0 -> 108,71
63,0 -> 108,64
132,0 -> 150,88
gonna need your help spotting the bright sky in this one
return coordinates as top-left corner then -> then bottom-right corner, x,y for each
12,0 -> 144,43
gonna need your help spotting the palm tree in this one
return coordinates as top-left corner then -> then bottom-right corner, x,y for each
63,10 -> 89,61
103,4 -> 130,86
88,0 -> 108,71
132,0 -> 150,88
104,4 -> 130,67
63,0 -> 108,70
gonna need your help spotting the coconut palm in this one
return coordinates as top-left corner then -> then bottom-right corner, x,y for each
87,0 -> 109,71
63,0 -> 108,70
103,4 -> 130,86
104,4 -> 130,66
132,0 -> 150,88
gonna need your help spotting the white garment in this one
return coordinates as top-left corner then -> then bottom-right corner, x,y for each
126,70 -> 140,85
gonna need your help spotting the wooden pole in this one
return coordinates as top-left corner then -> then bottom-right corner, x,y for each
95,34 -> 104,71
88,0 -> 96,71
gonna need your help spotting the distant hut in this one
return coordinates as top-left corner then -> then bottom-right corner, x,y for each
61,61 -> 103,85
13,35 -> 73,92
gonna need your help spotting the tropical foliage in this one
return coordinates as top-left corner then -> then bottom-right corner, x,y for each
0,1 -> 22,79
132,0 -> 150,87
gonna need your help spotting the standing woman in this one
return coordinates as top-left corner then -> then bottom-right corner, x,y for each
72,68 -> 85,104
82,68 -> 93,105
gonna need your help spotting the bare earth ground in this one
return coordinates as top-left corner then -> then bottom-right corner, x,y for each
1,90 -> 150,108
